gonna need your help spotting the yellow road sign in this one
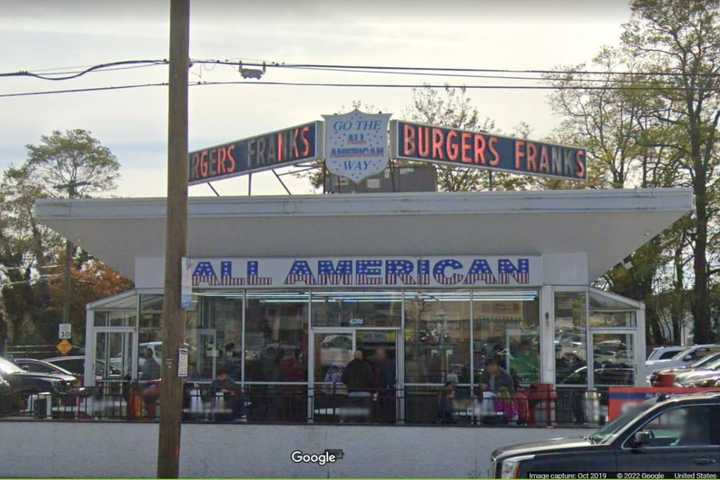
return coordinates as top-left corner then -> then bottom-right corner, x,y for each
56,339 -> 72,355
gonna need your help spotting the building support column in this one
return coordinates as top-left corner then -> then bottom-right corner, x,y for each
539,286 -> 555,384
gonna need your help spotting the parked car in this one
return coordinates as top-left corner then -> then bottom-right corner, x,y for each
648,351 -> 720,386
491,392 -> 720,477
646,345 -> 686,362
669,354 -> 720,387
560,365 -> 635,386
44,355 -> 86,376
13,358 -> 78,382
45,355 -> 107,384
0,356 -> 77,410
643,344 -> 720,379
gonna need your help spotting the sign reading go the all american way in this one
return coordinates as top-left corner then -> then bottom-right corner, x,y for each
323,110 -> 392,183
391,120 -> 586,181
188,121 -> 323,185
190,256 -> 542,288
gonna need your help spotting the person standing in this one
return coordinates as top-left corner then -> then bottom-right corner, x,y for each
341,350 -> 374,422
477,357 -> 516,422
373,347 -> 396,423
140,347 -> 161,418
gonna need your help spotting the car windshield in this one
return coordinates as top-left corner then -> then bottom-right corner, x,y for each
691,352 -> 720,368
588,400 -> 656,444
0,357 -> 24,375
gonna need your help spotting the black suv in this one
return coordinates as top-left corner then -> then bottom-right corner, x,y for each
492,393 -> 720,478
0,356 -> 77,411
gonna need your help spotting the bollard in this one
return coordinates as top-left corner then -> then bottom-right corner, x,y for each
38,392 -> 52,420
583,389 -> 600,426
529,384 -> 556,426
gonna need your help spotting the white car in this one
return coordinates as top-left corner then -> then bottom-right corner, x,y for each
644,344 -> 720,380
646,345 -> 686,362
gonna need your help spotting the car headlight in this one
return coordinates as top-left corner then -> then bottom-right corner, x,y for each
500,455 -> 535,478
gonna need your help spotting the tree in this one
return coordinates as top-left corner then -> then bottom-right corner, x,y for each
623,0 -> 720,343
47,257 -> 132,345
26,129 -> 119,198
0,165 -> 61,345
547,45 -> 692,345
0,129 -> 122,346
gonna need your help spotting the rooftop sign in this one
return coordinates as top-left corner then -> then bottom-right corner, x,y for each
390,120 -> 586,181
323,110 -> 392,183
188,121 -> 323,185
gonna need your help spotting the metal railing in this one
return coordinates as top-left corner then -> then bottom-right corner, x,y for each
2,381 -> 606,427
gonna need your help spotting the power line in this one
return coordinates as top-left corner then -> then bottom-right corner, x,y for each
201,59 -> 720,79
0,82 -> 168,98
264,65 -> 656,84
196,80 -> 700,91
2,58 -> 718,84
0,79 -> 705,99
0,60 -> 167,81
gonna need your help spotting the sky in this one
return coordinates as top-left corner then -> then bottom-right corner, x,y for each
0,0 -> 631,197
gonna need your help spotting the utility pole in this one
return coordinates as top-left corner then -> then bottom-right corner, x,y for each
54,180 -> 90,330
157,0 -> 189,478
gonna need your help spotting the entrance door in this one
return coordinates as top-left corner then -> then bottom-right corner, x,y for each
310,328 -> 399,422
94,328 -> 136,390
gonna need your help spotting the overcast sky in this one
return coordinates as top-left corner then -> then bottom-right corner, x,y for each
0,0 -> 630,197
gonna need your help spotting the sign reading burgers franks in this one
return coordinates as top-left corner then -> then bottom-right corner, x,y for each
188,121 -> 323,185
391,120 -> 586,181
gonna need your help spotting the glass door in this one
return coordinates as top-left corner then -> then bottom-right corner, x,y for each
590,331 -> 635,386
310,328 -> 400,422
94,328 -> 136,394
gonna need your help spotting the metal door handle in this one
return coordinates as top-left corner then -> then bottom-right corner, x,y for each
693,457 -> 717,465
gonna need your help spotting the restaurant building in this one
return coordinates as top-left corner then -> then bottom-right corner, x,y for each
34,187 -> 693,424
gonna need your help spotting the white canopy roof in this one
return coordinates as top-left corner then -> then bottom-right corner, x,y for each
35,188 -> 693,282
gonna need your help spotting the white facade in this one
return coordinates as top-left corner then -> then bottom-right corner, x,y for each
35,188 -> 693,423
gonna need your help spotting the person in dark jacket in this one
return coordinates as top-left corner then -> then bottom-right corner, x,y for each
341,350 -> 374,392
341,350 -> 374,422
211,367 -> 246,422
477,358 -> 515,395
373,347 -> 396,423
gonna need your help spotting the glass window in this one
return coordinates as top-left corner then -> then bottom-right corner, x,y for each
473,296 -> 540,386
555,291 -> 588,385
311,291 -> 401,327
589,311 -> 636,328
245,292 -> 308,382
592,332 -> 635,386
404,291 -> 471,384
634,406 -> 720,447
95,310 -> 136,327
195,295 -> 243,380
589,291 -> 637,327
138,294 -> 163,377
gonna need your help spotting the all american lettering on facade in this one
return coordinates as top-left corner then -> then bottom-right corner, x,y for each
190,256 -> 542,288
